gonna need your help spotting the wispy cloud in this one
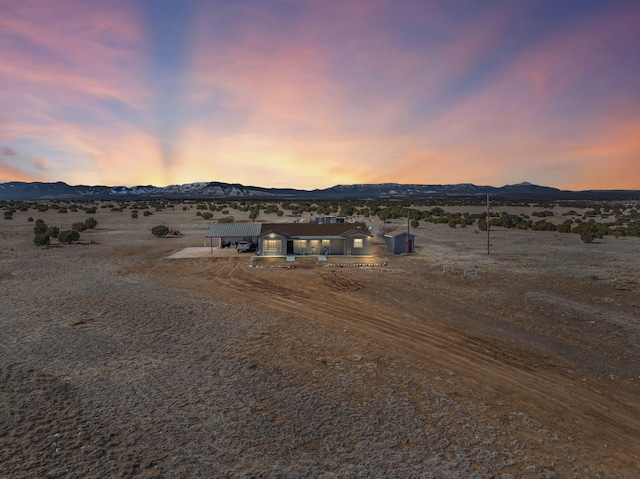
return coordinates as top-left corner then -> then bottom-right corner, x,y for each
0,0 -> 158,183
0,146 -> 17,156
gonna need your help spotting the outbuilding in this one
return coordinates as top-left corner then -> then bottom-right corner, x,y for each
384,230 -> 415,254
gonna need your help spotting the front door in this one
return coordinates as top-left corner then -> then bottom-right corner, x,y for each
287,240 -> 294,254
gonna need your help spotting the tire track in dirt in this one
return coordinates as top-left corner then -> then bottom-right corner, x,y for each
139,255 -> 640,473
200,259 -> 640,470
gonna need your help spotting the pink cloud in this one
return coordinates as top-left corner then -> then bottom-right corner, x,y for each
0,1 -> 166,186
0,146 -> 17,156
0,1 -> 149,107
175,2 -> 523,189
0,0 -> 153,139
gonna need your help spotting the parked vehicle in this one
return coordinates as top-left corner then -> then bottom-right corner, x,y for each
236,241 -> 255,253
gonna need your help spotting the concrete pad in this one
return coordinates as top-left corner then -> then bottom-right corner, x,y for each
168,247 -> 239,258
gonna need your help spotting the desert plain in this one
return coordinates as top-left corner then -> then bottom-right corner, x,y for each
1,202 -> 639,478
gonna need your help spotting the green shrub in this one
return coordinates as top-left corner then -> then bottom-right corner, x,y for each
28,217 -> 34,222
33,233 -> 50,246
410,219 -> 419,228
72,222 -> 88,232
572,220 -> 609,243
218,216 -> 235,223
33,220 -> 47,234
201,212 -> 214,220
627,220 -> 640,236
532,210 -> 555,217
46,226 -> 60,238
131,212 -> 138,218
151,225 -> 169,237
532,220 -> 556,231
58,230 -> 79,243
85,217 -> 98,229
557,220 -> 573,233
579,229 -> 595,243
612,227 -> 626,238
143,210 -> 152,216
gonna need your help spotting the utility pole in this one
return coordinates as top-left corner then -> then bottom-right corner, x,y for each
487,194 -> 490,255
406,210 -> 410,254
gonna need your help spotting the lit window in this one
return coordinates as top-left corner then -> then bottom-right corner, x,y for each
263,239 -> 281,252
353,238 -> 363,248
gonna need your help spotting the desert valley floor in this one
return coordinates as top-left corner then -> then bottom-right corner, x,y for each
1,205 -> 639,478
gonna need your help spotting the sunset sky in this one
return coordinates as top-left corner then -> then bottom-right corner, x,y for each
1,0 -> 639,191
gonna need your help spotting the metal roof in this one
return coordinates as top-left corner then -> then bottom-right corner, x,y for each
384,230 -> 415,238
206,222 -> 262,238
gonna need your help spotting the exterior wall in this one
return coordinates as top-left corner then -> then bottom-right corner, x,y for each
385,235 -> 396,253
258,234 -> 286,256
258,233 -> 372,256
346,234 -> 372,256
292,238 -> 341,255
330,239 -> 345,255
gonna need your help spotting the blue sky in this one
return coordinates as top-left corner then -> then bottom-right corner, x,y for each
1,0 -> 639,190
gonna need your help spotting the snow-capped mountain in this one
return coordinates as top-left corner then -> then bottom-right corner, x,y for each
0,180 -> 637,201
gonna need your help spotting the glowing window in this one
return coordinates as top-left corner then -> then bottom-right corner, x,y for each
353,238 -> 363,248
263,240 -> 281,252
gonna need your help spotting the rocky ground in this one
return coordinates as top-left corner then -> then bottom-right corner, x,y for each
1,205 -> 639,478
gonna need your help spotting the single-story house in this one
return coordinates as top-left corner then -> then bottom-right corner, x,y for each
258,222 -> 373,257
384,230 -> 415,254
205,222 -> 262,248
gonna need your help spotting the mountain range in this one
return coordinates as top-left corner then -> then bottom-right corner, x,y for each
0,180 -> 638,201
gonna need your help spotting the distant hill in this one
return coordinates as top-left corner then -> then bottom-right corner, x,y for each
0,180 -> 638,201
